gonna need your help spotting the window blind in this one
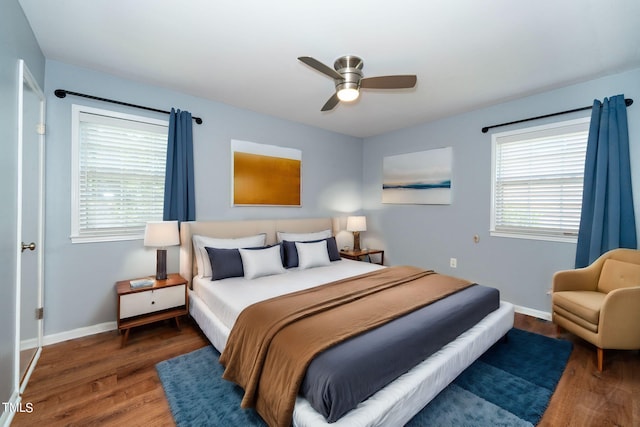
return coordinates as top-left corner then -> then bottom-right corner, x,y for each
491,118 -> 589,241
74,110 -> 168,241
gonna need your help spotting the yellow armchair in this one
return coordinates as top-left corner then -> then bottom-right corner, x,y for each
551,248 -> 640,371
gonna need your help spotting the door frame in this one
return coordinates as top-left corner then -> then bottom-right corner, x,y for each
14,59 -> 46,395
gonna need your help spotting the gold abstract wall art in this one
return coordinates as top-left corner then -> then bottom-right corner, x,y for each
231,140 -> 301,206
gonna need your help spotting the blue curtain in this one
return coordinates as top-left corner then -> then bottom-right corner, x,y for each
163,108 -> 195,222
575,95 -> 636,267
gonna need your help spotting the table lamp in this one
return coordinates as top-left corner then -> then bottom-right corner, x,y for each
144,221 -> 180,280
346,216 -> 367,252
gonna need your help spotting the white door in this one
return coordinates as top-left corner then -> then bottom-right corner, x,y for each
16,60 -> 45,392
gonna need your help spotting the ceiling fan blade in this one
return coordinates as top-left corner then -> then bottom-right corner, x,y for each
321,93 -> 340,111
360,75 -> 417,89
298,56 -> 344,80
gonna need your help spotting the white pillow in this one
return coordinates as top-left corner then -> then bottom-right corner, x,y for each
192,233 -> 266,277
277,229 -> 332,243
239,246 -> 286,280
296,240 -> 331,270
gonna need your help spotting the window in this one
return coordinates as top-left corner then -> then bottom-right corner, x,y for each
491,117 -> 590,242
71,105 -> 168,243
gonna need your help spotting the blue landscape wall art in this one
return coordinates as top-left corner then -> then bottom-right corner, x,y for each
383,147 -> 452,204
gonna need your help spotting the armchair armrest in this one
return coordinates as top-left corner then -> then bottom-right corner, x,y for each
599,286 -> 640,349
552,266 -> 600,292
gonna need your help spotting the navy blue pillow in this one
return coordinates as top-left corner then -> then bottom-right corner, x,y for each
283,237 -> 340,268
206,244 -> 286,280
205,247 -> 244,280
282,241 -> 299,268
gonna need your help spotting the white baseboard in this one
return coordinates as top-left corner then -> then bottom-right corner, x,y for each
0,391 -> 20,427
20,338 -> 38,351
514,305 -> 552,321
43,321 -> 117,346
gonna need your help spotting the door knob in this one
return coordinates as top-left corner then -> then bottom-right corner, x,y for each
21,242 -> 36,252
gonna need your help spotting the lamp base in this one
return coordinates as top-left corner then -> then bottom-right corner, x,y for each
156,248 -> 167,280
352,231 -> 361,252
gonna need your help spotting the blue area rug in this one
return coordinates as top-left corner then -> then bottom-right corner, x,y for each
156,328 -> 572,426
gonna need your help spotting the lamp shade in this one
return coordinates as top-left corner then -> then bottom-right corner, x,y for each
144,221 -> 180,247
346,216 -> 367,232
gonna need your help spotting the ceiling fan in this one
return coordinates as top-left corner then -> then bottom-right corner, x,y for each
298,55 -> 417,111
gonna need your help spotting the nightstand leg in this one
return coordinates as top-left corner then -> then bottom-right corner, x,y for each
175,316 -> 181,331
121,329 -> 130,348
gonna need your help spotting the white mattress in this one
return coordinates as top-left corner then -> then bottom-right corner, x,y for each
192,258 -> 384,330
188,260 -> 515,427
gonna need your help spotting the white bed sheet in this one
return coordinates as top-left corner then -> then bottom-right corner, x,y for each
188,260 -> 515,427
192,258 -> 384,331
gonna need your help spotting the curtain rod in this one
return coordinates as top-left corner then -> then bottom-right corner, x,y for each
481,98 -> 633,133
54,89 -> 203,125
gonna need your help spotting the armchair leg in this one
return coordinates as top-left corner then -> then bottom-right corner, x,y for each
555,324 -> 563,336
597,347 -> 604,372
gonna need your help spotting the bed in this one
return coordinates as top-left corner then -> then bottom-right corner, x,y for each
179,218 -> 515,427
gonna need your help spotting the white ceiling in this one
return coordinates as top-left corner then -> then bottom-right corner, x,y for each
19,0 -> 640,138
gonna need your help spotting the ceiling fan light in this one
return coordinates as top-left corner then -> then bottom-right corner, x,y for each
337,87 -> 359,102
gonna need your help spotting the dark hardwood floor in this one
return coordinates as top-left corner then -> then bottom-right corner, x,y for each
517,315 -> 640,427
12,314 -> 640,426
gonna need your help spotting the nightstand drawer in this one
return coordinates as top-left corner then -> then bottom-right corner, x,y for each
120,284 -> 186,319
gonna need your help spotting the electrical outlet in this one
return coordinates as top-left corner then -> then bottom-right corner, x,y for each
450,258 -> 457,268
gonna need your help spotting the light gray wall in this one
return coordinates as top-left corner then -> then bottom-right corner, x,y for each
362,68 -> 640,315
36,46 -> 640,336
0,0 -> 45,416
43,60 -> 363,335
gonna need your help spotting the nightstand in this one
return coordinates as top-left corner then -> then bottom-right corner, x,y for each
340,249 -> 384,265
116,273 -> 188,347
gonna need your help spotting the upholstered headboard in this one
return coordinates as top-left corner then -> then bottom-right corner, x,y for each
179,218 -> 335,287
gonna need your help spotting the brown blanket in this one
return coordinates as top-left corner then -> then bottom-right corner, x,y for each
219,265 -> 473,427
